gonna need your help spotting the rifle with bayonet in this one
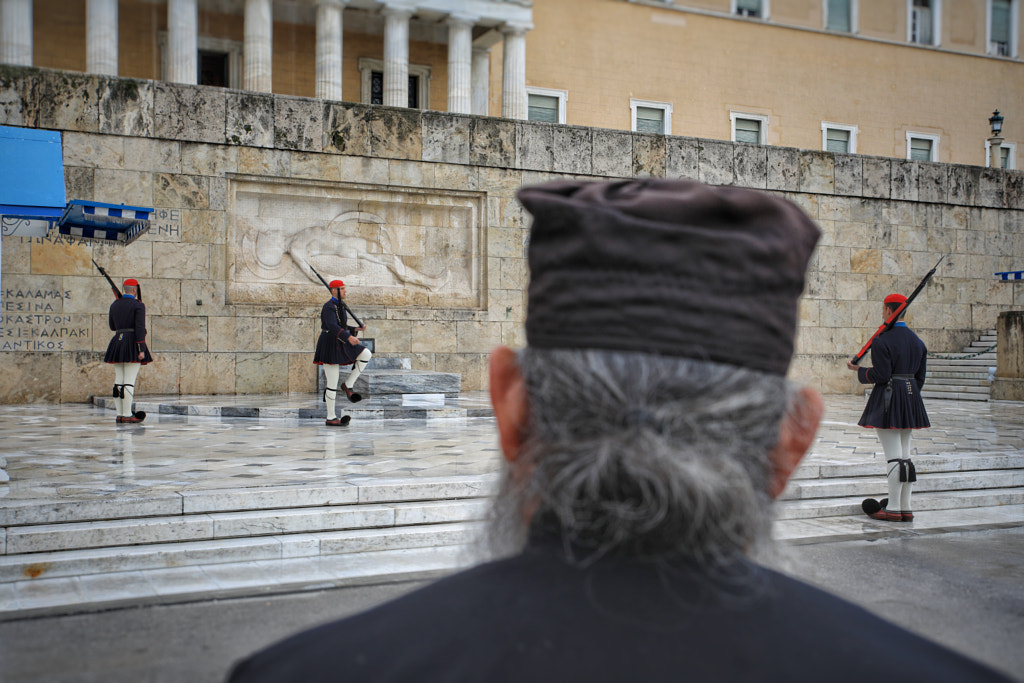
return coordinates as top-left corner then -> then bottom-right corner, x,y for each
92,259 -> 121,299
304,260 -> 364,331
851,254 -> 945,364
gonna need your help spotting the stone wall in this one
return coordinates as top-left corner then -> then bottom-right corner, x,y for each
1,65 -> 1023,403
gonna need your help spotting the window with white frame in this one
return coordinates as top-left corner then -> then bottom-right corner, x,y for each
631,100 -> 672,134
985,140 -> 1016,169
734,0 -> 769,19
989,0 -> 1017,56
358,58 -> 432,109
731,112 -> 768,144
825,0 -> 857,32
526,87 -> 568,124
906,132 -> 939,161
909,0 -> 941,46
158,34 -> 243,88
822,122 -> 858,153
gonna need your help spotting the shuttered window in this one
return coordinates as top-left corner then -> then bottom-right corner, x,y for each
911,0 -> 933,45
826,0 -> 852,32
528,94 -> 560,123
635,106 -> 665,134
825,128 -> 851,153
736,0 -> 763,17
991,0 -> 1011,55
1000,146 -> 1011,168
909,137 -> 933,161
735,117 -> 762,144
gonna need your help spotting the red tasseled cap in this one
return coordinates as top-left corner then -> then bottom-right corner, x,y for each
123,278 -> 139,287
884,293 -> 907,305
329,280 -> 345,289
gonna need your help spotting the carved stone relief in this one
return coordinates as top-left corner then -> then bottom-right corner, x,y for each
226,177 -> 485,308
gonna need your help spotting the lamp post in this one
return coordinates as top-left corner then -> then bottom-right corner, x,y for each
988,110 -> 1005,168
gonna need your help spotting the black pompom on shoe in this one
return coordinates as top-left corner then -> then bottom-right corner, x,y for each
343,385 -> 362,403
861,498 -> 882,515
325,416 -> 352,427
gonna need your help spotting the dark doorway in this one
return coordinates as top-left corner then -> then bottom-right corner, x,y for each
198,50 -> 229,88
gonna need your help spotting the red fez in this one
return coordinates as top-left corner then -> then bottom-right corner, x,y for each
123,278 -> 139,287
884,293 -> 907,305
329,280 -> 345,289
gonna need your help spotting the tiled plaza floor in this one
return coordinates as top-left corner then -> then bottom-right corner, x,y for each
0,394 -> 1022,504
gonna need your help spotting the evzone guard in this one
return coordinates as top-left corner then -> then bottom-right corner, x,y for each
847,290 -> 933,522
102,274 -> 153,424
313,278 -> 372,427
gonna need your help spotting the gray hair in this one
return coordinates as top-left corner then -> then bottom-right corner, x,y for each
486,348 -> 795,568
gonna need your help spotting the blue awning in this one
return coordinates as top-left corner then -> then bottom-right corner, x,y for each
1,125 -> 152,243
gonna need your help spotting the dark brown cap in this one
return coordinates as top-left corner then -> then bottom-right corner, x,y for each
517,179 -> 820,376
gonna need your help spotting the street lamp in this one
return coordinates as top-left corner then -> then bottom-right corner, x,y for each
988,110 -> 1005,168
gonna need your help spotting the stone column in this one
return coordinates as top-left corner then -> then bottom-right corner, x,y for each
471,47 -> 490,116
382,5 -> 412,108
446,13 -> 475,114
501,23 -> 530,120
315,0 -> 346,101
86,0 -> 117,75
167,0 -> 197,84
244,0 -> 273,92
0,0 -> 32,66
991,310 -> 1024,401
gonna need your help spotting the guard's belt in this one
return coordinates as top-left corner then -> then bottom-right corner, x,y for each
116,328 -> 135,333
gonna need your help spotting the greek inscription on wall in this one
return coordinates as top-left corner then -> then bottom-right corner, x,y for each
0,288 -> 89,351
144,208 -> 182,242
226,178 -> 486,308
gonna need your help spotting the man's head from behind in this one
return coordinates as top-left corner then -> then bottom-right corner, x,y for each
488,179 -> 823,565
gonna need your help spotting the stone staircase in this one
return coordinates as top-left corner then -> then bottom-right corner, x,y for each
2,454 -> 1022,619
924,330 -> 998,402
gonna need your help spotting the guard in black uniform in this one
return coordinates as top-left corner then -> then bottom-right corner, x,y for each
313,279 -> 371,426
848,293 -> 930,522
104,278 -> 153,424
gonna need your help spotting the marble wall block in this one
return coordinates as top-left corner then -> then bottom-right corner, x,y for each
235,352 -> 289,393
323,102 -> 370,155
977,168 -> 1005,208
897,225 -> 927,252
0,65 -> 30,126
30,70 -> 101,132
478,167 -> 523,197
208,316 -> 262,352
862,157 -> 891,198
734,144 -> 767,189
699,140 -> 736,186
632,133 -> 666,178
210,177 -> 228,212
151,316 -> 208,352
850,248 -> 882,274
263,317 -> 316,352
133,278 -> 182,317
290,152 -> 342,182
456,320 -> 502,353
389,159 -> 435,187
226,92 -> 274,148
123,138 -> 181,174
179,353 -> 235,394
411,320 -> 457,353
515,121 -> 555,172
798,151 -> 835,195
340,155 -> 389,185
287,352 -> 317,392
552,126 -> 593,176
370,318 -> 412,354
91,239 -> 155,279
274,96 -> 323,152
98,77 -> 154,137
435,352 -> 487,391
367,107 -> 422,161
63,132 -> 124,169
422,111 -> 471,164
501,320 -> 526,347
0,352 -> 60,403
182,143 -> 238,176
182,210 -> 227,245
486,288 -> 525,324
917,162 -> 947,203
154,173 -> 211,210
31,240 -> 91,277
882,200 -> 916,227
487,227 -> 526,259
499,257 -> 528,290
947,164 -> 980,206
836,272 -> 868,302
154,82 -> 227,144
59,351 -> 108,402
64,166 -> 95,202
1005,169 -> 1024,208
665,136 -> 699,181
139,351 -> 181,395
470,117 -> 516,168
834,154 -> 862,196
766,146 -> 801,191
56,275 -> 101,314
153,242 -> 210,280
237,147 -> 291,177
94,169 -> 154,208
2,236 -> 30,273
889,160 -> 918,201
587,128 -> 629,178
434,163 -> 480,192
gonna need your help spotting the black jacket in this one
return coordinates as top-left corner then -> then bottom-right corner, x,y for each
104,295 -> 152,364
857,323 -> 929,429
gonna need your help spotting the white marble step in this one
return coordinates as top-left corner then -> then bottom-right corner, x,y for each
0,521 -> 483,584
777,487 -> 1024,520
929,358 -> 998,367
921,390 -> 991,401
793,453 -> 1024,480
922,384 -> 990,394
5,498 -> 489,555
782,469 -> 1024,502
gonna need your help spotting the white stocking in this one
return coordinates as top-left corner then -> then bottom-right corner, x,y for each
121,363 -> 141,417
113,364 -> 125,416
876,429 -> 912,513
344,347 -> 373,389
324,364 -> 341,419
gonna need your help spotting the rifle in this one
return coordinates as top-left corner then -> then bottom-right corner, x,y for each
92,259 -> 121,299
303,260 -> 364,330
851,255 -> 945,364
